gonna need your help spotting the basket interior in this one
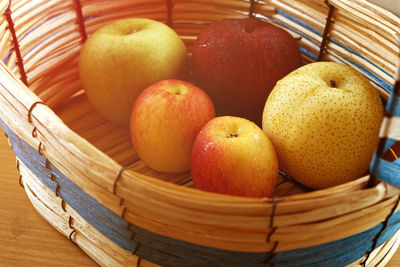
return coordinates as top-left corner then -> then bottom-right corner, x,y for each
1,0 -> 399,197
52,91 -> 307,197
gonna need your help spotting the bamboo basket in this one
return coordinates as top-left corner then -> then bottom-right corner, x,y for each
1,0 -> 400,266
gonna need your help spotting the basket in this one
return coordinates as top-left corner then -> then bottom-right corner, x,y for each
1,0 -> 400,266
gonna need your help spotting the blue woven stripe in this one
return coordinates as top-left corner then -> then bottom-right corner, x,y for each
300,46 -> 317,60
274,212 -> 400,266
2,118 -> 400,266
395,158 -> 400,166
385,139 -> 397,152
370,154 -> 400,188
387,94 -> 400,117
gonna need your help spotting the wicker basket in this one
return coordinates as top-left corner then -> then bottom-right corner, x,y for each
1,0 -> 400,266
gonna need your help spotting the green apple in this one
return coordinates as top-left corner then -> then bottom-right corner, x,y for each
79,18 -> 188,126
262,62 -> 384,189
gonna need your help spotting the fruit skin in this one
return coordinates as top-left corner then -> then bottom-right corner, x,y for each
191,116 -> 278,197
262,62 -> 384,189
192,18 -> 302,125
79,18 -> 188,127
130,79 -> 215,173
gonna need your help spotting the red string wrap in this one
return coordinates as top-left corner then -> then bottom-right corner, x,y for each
249,0 -> 255,18
317,0 -> 335,61
73,0 -> 87,43
166,0 -> 173,27
3,1 -> 28,86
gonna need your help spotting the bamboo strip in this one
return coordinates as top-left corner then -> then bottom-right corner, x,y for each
0,20 -> 11,49
31,66 -> 78,96
365,230 -> 400,266
347,229 -> 399,267
20,159 -> 157,267
374,231 -> 400,266
116,181 -> 385,234
82,0 -> 165,17
36,73 -> 80,102
380,117 -> 400,141
272,1 -> 398,64
123,209 -> 274,253
21,16 -> 80,72
332,0 -> 398,42
13,1 -> 73,43
332,9 -> 398,56
42,80 -> 82,109
108,183 -> 391,251
0,0 -> 8,14
5,48 -> 17,71
269,0 -> 327,32
27,45 -> 81,88
357,0 -> 400,27
117,171 -> 371,217
174,0 -> 272,13
274,194 -> 398,236
0,62 -> 126,215
268,0 -> 398,82
272,12 -> 397,77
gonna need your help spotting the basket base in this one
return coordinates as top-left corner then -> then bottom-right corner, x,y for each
18,155 -> 400,267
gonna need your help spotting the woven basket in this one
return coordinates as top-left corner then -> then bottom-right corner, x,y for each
1,0 -> 400,266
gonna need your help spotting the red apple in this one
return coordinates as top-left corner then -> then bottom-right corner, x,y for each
191,116 -> 278,197
130,79 -> 215,173
192,18 -> 302,125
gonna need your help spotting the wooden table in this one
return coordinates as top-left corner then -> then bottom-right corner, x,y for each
0,129 -> 96,266
0,129 -> 399,266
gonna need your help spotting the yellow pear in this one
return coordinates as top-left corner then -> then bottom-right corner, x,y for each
262,62 -> 384,189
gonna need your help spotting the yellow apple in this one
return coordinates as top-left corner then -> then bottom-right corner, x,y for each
262,62 -> 384,189
79,18 -> 188,126
191,116 -> 278,197
130,79 -> 215,173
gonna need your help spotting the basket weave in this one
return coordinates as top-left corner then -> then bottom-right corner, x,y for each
1,0 -> 400,266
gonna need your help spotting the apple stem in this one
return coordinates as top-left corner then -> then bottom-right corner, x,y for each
330,80 -> 336,87
228,133 -> 239,138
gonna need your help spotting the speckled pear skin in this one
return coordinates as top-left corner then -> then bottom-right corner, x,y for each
262,62 -> 384,189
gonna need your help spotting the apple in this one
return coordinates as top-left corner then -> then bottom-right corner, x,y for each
130,79 -> 215,173
262,62 -> 384,189
191,116 -> 278,197
79,18 -> 188,126
191,18 -> 302,126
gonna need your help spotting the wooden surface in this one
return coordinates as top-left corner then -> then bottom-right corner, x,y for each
0,129 -> 399,266
0,129 -> 97,266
